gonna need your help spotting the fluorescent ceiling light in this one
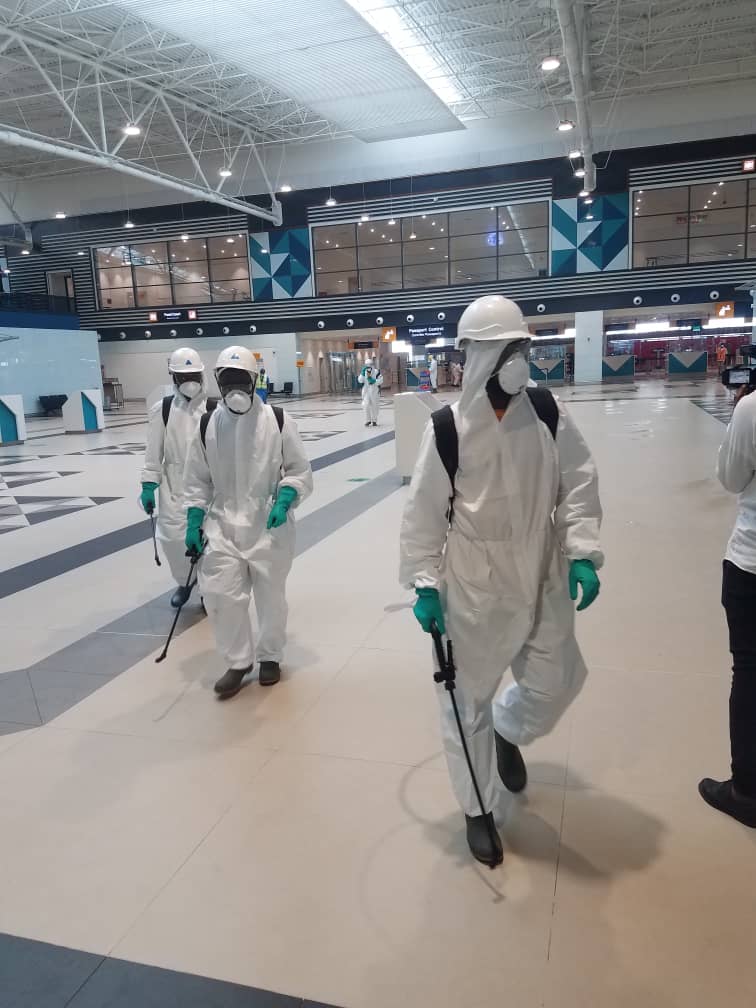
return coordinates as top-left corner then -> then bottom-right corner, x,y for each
541,55 -> 561,72
54,211 -> 66,219
557,120 -> 575,132
345,0 -> 465,109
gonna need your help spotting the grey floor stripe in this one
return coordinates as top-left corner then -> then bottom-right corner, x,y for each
296,469 -> 398,555
0,435 -> 397,600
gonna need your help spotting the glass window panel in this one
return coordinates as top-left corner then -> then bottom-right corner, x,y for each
357,242 -> 402,269
498,226 -> 548,255
129,242 -> 168,264
210,278 -> 251,302
134,285 -> 173,307
99,287 -> 134,309
359,266 -> 403,292
688,205 -> 746,236
450,233 -> 497,260
358,222 -> 398,246
748,230 -> 756,258
98,266 -> 134,290
690,180 -> 747,212
689,234 -> 745,263
499,251 -> 548,279
208,258 -> 249,282
133,263 -> 171,286
169,237 -> 208,261
448,206 -> 497,236
633,213 -> 690,242
313,224 -> 357,251
172,282 -> 212,304
632,238 -> 687,268
316,271 -> 358,296
399,213 -> 447,241
633,187 -> 688,216
450,258 -> 497,284
498,202 -> 548,229
403,238 -> 449,265
207,235 -> 244,258
403,262 -> 448,288
171,261 -> 210,284
96,246 -> 131,268
314,247 -> 357,272
748,205 -> 756,229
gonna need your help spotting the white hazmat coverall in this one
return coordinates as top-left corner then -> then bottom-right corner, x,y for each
358,367 -> 384,423
400,340 -> 602,814
183,396 -> 313,668
141,387 -> 207,584
429,357 -> 439,390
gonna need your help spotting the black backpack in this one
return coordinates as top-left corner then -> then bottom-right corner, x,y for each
200,402 -> 283,448
431,387 -> 559,496
162,395 -> 218,427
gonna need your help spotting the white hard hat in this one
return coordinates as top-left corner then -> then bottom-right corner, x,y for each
168,347 -> 204,373
214,345 -> 257,375
456,295 -> 530,349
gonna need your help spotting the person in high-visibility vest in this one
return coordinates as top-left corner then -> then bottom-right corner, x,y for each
255,367 -> 268,403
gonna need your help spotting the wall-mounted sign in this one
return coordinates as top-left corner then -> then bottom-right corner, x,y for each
350,340 -> 375,349
147,308 -> 197,323
742,158 -> 755,173
398,323 -> 456,344
381,326 -> 397,342
714,301 -> 736,319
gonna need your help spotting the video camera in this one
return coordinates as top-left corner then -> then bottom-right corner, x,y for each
722,366 -> 756,390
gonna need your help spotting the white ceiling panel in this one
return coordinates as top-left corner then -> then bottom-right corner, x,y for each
114,0 -> 463,140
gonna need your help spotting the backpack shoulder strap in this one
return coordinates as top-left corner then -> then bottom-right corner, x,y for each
431,404 -> 458,489
270,404 -> 284,432
206,396 -> 218,414
200,410 -> 212,449
161,395 -> 173,427
526,387 -> 559,440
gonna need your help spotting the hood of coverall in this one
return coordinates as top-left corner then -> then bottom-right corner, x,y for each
456,295 -> 532,412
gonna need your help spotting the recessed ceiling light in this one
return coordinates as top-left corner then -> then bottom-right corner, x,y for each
574,168 -> 586,178
77,251 -> 84,256
280,184 -> 292,193
218,168 -> 232,178
584,197 -> 594,205
181,234 -> 189,241
335,244 -> 340,248
558,120 -> 575,132
429,246 -> 435,250
54,211 -> 66,219
370,227 -> 375,232
579,189 -> 589,197
122,123 -> 140,136
326,197 -> 337,207
361,213 -> 370,221
21,249 -> 30,255
586,214 -> 594,220
541,55 -> 561,72
409,232 -> 417,239
226,237 -> 234,243
388,218 -> 396,225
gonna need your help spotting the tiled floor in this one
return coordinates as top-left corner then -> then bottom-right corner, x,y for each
1,382 -> 755,1007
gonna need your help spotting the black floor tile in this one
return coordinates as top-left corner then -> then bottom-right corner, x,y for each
67,958 -> 302,1008
0,932 -> 103,1008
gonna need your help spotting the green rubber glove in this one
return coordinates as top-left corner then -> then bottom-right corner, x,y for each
569,559 -> 600,612
368,377 -> 376,384
267,485 -> 298,529
140,481 -> 158,514
413,587 -> 445,635
185,506 -> 206,555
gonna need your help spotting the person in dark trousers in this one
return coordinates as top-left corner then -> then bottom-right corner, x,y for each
700,384 -> 756,827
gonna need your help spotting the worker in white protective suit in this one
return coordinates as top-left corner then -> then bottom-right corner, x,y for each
183,346 -> 313,699
358,362 -> 383,426
140,347 -> 208,608
400,295 -> 603,867
428,355 -> 439,392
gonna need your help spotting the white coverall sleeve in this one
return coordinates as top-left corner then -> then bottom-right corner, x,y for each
554,403 -> 604,569
182,430 -> 214,513
376,371 -> 384,388
279,415 -> 313,506
140,401 -> 166,485
717,396 -> 756,494
399,420 -> 453,590
357,372 -> 366,387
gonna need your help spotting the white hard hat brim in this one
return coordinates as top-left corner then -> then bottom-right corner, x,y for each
455,327 -> 531,349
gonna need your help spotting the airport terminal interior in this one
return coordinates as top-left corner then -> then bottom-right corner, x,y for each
1,1 -> 756,1006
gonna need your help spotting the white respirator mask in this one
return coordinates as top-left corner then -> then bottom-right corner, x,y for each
224,389 -> 252,415
497,354 -> 530,396
179,380 -> 202,400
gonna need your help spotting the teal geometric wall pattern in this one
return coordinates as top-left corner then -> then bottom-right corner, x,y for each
249,228 -> 313,300
551,193 -> 629,275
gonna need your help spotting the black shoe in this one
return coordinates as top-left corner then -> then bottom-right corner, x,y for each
699,778 -> 756,828
170,584 -> 192,608
259,660 -> 281,686
365,421 -> 371,427
465,812 -> 503,868
495,731 -> 527,793
214,664 -> 253,699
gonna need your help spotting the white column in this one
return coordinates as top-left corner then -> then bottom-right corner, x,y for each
573,310 -> 604,385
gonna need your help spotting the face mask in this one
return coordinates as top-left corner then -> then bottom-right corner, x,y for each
497,354 -> 529,396
179,380 -> 201,399
223,389 -> 252,415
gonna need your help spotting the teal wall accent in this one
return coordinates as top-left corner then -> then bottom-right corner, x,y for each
0,399 -> 18,442
668,351 -> 707,374
603,356 -> 635,377
81,392 -> 99,430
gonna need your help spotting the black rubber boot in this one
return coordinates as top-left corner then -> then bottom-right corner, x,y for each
465,812 -> 503,868
699,778 -> 756,828
259,661 -> 281,686
495,731 -> 527,793
170,584 -> 192,608
214,664 -> 253,699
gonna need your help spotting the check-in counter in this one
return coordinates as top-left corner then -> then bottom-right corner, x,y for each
405,367 -> 432,390
63,388 -> 104,433
667,350 -> 708,380
602,354 -> 635,383
530,358 -> 565,386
